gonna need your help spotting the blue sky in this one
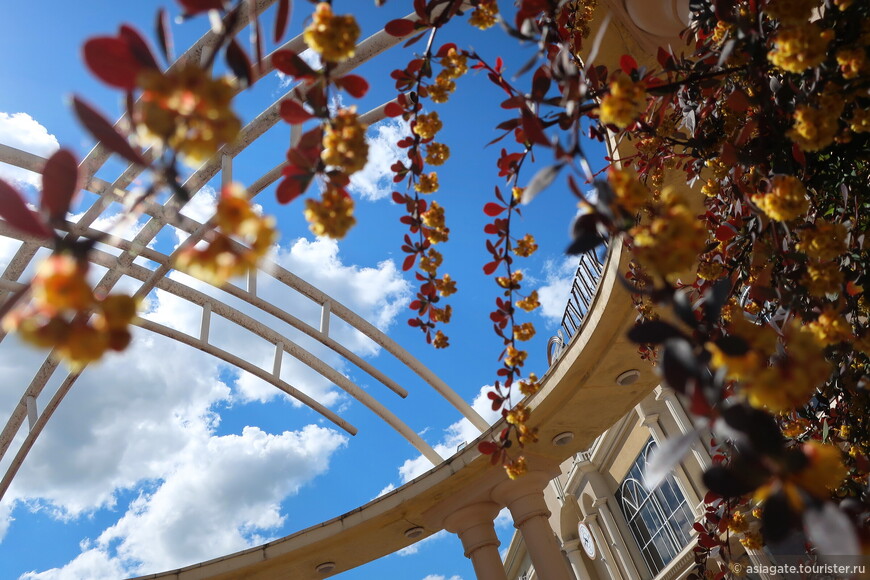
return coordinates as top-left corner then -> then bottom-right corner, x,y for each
0,2 -> 609,579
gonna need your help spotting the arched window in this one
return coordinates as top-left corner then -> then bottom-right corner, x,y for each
616,439 -> 695,577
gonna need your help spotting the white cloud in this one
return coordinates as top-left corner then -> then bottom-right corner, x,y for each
350,118 -> 409,201
0,112 -> 59,188
398,385 -> 502,484
398,529 -> 449,556
421,574 -> 463,580
375,482 -> 395,499
536,256 -> 580,324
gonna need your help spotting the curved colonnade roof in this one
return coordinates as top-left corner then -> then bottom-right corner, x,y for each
0,0 -> 674,577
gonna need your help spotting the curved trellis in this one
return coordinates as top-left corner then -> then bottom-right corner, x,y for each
0,0 -> 488,509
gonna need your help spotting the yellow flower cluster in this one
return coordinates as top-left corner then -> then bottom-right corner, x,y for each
505,455 -> 527,479
751,175 -> 809,221
850,107 -> 870,133
420,248 -> 443,275
496,270 -> 523,289
415,172 -> 439,194
763,0 -> 820,24
431,305 -> 452,323
4,254 -> 138,370
727,510 -> 750,534
768,23 -> 832,73
428,78 -> 455,104
514,234 -> 538,257
516,290 -> 540,312
505,345 -> 528,367
697,260 -> 725,281
433,329 -> 449,348
304,186 -> 356,239
609,167 -> 649,214
630,188 -> 707,280
513,322 -> 536,341
136,64 -> 240,167
804,261 -> 843,296
422,201 -> 449,243
806,306 -> 852,346
425,142 -> 450,166
469,0 -> 498,30
303,2 -> 360,63
788,103 -> 842,151
519,373 -> 540,396
177,184 -> 278,284
505,403 -> 530,425
793,441 -> 848,498
562,0 -> 598,50
413,112 -> 443,140
436,273 -> 457,296
599,75 -> 646,129
837,47 -> 866,79
429,48 -> 467,103
797,219 -> 848,260
322,106 -> 369,175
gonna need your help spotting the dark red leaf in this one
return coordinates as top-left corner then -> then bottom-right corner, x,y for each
336,74 -> 369,98
483,203 -> 505,217
41,150 -> 80,221
715,223 -> 737,241
272,49 -> 316,79
226,39 -> 253,88
385,19 -> 417,37
0,179 -> 51,239
83,36 -> 141,90
71,96 -> 147,167
620,54 -> 638,75
391,191 -> 405,204
478,441 -> 499,455
119,25 -> 159,71
155,8 -> 174,65
384,102 -> 403,118
521,110 -> 549,146
402,254 -> 416,271
483,261 -> 499,275
279,99 -> 313,124
178,0 -> 224,16
274,0 -> 291,43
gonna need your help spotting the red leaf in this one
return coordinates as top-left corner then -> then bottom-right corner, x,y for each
521,110 -> 549,146
225,39 -> 253,88
155,8 -> 174,65
178,0 -> 224,16
276,168 -> 314,204
336,74 -> 369,98
478,441 -> 499,455
119,25 -> 159,71
620,54 -> 638,75
272,50 -> 316,79
391,191 -> 405,204
435,43 -> 458,58
792,143 -> 806,166
483,261 -> 499,275
71,96 -> 147,167
715,223 -> 737,242
402,254 -> 416,271
41,150 -> 80,221
82,36 -> 141,90
484,202 -> 505,216
0,179 -> 51,239
274,0 -> 291,43
279,99 -> 313,124
726,89 -> 749,113
385,19 -> 417,37
408,317 -> 421,327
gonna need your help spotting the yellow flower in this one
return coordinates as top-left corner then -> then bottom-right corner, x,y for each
837,47 -> 866,79
519,373 -> 541,396
440,48 -> 468,79
304,187 -> 356,239
768,23 -> 832,73
56,319 -> 110,371
422,201 -> 449,243
599,75 -> 646,129
433,329 -> 449,348
505,455 -> 527,479
517,423 -> 538,445
435,274 -> 457,296
740,533 -> 763,550
514,234 -> 538,257
788,103 -> 842,151
136,64 -> 240,167
697,260 -> 725,281
419,248 -> 443,275
513,322 -> 536,341
505,403 -> 530,425
515,290 -> 540,312
430,305 -> 452,323
505,345 -> 528,367
608,167 -> 649,213
751,175 -> 809,221
322,106 -> 369,175
511,187 -> 524,201
793,442 -> 848,498
850,107 -> 870,133
415,172 -> 439,194
413,112 -> 443,140
428,76 -> 456,103
806,306 -> 852,346
31,254 -> 94,314
797,219 -> 848,260
496,271 -> 523,289
727,510 -> 750,534
425,142 -> 450,166
804,261 -> 843,297
303,2 -> 360,63
469,0 -> 498,29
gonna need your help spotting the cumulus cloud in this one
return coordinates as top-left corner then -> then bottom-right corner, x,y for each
536,256 -> 580,324
421,574 -> 463,580
0,112 -> 59,188
398,385 -> 502,484
350,118 -> 409,201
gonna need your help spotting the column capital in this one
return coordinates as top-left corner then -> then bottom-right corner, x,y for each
641,412 -> 660,428
562,538 -> 582,553
491,471 -> 553,528
442,501 -> 502,535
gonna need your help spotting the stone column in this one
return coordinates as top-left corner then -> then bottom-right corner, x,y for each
493,472 -> 574,580
442,502 -> 508,580
562,539 -> 592,580
593,498 -> 643,579
585,513 -> 623,580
